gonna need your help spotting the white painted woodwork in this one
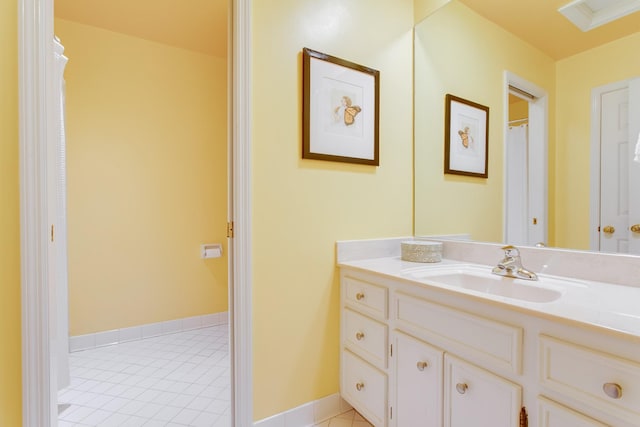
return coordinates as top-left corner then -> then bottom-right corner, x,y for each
600,86 -> 630,253
52,37 -> 70,392
628,78 -> 640,255
506,124 -> 529,246
394,331 -> 443,427
537,396 -> 608,427
342,350 -> 388,427
444,354 -> 521,427
395,292 -> 523,373
343,309 -> 388,369
539,335 -> 640,425
20,0 -> 254,425
344,275 -> 389,319
504,72 -> 548,247
339,265 -> 639,427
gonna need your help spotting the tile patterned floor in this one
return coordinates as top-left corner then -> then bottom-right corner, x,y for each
58,325 -> 230,426
58,323 -> 372,427
313,409 -> 373,427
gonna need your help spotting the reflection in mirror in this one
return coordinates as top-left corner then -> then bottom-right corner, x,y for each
413,0 -> 640,255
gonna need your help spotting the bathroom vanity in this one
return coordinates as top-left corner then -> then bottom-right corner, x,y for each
337,239 -> 640,427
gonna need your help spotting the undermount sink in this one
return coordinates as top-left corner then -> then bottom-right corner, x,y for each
404,265 -> 566,303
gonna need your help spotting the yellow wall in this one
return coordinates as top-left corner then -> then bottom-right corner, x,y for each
509,95 -> 528,122
414,0 -> 451,23
414,1 -> 556,242
252,0 -> 414,420
555,32 -> 640,249
0,1 -> 22,424
55,19 -> 228,335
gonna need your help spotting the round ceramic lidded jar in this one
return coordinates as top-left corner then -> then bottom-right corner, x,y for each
401,241 -> 443,263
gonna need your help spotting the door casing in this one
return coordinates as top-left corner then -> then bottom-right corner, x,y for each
18,0 -> 254,425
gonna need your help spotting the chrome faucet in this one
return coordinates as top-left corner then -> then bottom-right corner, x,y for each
492,245 -> 538,281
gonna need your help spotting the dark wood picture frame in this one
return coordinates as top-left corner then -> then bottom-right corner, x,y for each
302,47 -> 380,165
444,94 -> 489,178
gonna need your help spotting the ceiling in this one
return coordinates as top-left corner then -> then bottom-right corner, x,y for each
54,0 -> 639,61
459,0 -> 640,60
54,0 -> 228,58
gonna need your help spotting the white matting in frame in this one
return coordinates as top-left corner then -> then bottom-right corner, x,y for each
303,48 -> 379,165
444,94 -> 489,178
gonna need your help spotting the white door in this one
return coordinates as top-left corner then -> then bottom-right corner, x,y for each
599,82 -> 639,254
394,332 -> 443,427
51,38 -> 70,391
628,78 -> 640,254
444,354 -> 521,427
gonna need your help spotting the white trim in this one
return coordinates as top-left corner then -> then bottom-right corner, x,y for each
589,79 -> 631,251
232,0 -> 253,426
558,0 -> 640,32
253,393 -> 353,427
68,312 -> 229,352
19,0 -> 254,425
503,71 -> 549,247
19,0 -> 57,425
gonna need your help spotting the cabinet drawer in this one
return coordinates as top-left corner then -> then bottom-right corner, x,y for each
344,276 -> 388,319
344,309 -> 388,368
540,335 -> 640,425
538,396 -> 608,427
342,349 -> 388,427
396,293 -> 523,373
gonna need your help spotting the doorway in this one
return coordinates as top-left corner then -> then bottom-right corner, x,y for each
590,78 -> 640,254
503,72 -> 548,247
53,6 -> 232,425
19,0 -> 253,425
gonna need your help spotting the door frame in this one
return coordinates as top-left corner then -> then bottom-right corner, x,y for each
18,0 -> 254,425
589,79 -> 630,252
503,71 -> 549,246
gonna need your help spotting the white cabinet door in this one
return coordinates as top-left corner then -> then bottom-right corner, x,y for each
538,397 -> 608,427
394,332 -> 443,427
444,354 -> 521,427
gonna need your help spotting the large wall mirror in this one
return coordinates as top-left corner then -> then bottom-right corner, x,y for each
414,0 -> 640,255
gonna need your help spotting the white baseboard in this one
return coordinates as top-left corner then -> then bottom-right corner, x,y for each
69,311 -> 228,352
254,393 -> 353,427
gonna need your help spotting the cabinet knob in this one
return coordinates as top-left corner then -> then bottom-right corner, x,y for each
416,361 -> 428,371
456,383 -> 468,394
631,224 -> 640,233
356,292 -> 365,301
602,382 -> 622,399
355,382 -> 365,391
602,225 -> 615,234
355,331 -> 365,341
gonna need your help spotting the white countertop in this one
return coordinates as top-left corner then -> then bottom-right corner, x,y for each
338,256 -> 640,339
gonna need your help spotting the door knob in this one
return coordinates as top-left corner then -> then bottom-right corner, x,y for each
631,224 -> 640,233
602,225 -> 615,234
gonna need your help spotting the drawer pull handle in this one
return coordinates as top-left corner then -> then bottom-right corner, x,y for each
417,361 -> 428,371
356,382 -> 365,391
356,292 -> 365,301
355,332 -> 365,341
603,383 -> 623,399
456,383 -> 468,394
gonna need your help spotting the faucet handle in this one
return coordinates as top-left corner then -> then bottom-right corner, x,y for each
501,245 -> 520,258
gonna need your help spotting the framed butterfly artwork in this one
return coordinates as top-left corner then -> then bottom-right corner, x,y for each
444,94 -> 489,178
302,47 -> 380,165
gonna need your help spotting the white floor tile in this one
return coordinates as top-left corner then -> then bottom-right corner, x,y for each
59,324 -> 230,426
171,407 -> 201,425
